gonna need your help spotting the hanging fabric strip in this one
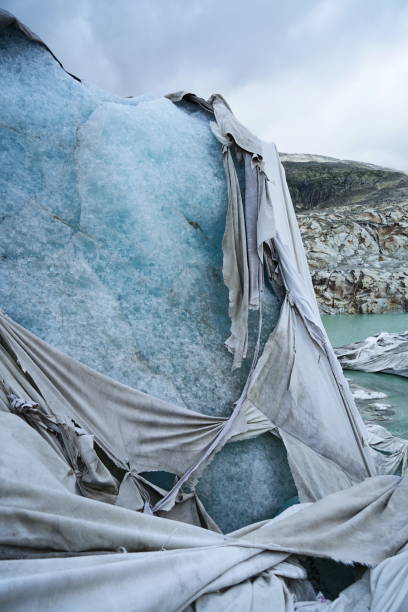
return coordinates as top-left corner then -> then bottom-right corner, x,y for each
167,93 -> 375,501
244,152 -> 263,310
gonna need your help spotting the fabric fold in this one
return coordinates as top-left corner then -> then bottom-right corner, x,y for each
0,410 -> 407,611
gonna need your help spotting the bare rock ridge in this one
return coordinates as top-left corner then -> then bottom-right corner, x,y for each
282,154 -> 408,314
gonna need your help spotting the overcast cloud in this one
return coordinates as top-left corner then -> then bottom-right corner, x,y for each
3,0 -> 408,171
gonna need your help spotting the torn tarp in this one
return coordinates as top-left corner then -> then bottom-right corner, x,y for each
0,409 -> 407,611
366,423 -> 408,476
1,11 -> 404,612
168,92 -> 375,502
0,83 -> 375,520
335,331 -> 408,378
0,309 -> 269,519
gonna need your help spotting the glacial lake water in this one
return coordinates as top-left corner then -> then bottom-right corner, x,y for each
322,313 -> 408,439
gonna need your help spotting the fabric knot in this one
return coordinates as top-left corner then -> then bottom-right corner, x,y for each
210,121 -> 233,148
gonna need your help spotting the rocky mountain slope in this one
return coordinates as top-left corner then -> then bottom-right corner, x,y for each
282,154 -> 408,314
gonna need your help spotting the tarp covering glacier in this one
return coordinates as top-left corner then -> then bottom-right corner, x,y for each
1,408 -> 408,611
1,9 -> 408,612
335,331 -> 408,378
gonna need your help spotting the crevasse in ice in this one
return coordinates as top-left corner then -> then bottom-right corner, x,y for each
0,25 -> 296,531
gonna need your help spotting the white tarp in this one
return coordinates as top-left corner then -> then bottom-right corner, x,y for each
335,331 -> 408,378
0,309 -> 267,521
366,423 -> 408,476
1,409 -> 407,611
1,14 -> 406,612
168,92 -> 375,502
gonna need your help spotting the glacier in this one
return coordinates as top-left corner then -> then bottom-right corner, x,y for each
0,24 -> 296,531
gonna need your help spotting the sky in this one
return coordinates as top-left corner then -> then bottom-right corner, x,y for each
3,0 -> 408,172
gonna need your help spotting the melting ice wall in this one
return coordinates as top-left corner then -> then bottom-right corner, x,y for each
0,25 -> 297,531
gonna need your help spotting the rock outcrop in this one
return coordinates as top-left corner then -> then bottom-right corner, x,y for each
282,154 -> 408,314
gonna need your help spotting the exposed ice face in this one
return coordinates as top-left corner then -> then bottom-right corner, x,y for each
0,26 -> 296,531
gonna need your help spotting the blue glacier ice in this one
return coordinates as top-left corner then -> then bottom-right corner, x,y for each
0,25 -> 296,531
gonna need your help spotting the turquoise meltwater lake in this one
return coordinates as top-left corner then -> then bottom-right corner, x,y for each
322,313 -> 408,439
